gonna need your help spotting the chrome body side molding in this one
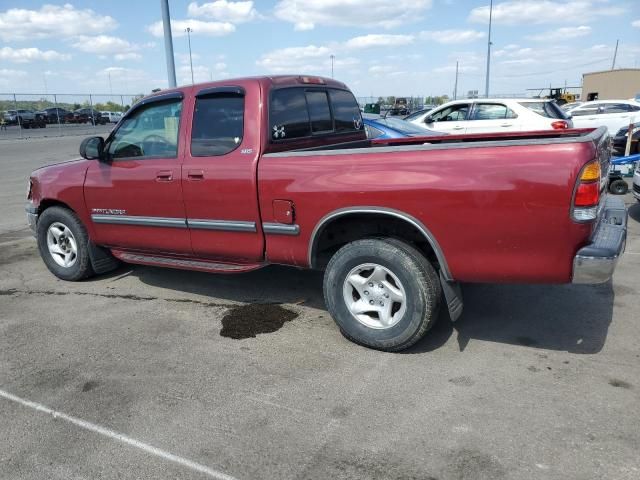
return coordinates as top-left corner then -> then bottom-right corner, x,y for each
187,219 -> 257,232
262,223 -> 300,236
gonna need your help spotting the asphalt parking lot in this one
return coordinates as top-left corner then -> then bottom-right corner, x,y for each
0,136 -> 639,480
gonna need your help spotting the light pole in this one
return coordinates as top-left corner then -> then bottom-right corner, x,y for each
161,0 -> 177,88
186,27 -> 194,85
484,0 -> 493,98
453,61 -> 459,100
330,54 -> 335,78
108,72 -> 113,97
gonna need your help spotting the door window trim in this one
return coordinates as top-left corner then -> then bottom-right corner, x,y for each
104,94 -> 184,162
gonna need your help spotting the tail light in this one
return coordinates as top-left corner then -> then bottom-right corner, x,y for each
551,120 -> 568,129
572,160 -> 601,221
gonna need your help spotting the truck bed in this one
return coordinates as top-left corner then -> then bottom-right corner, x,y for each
285,128 -> 602,154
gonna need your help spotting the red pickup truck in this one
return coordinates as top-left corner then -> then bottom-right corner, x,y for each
26,76 -> 627,351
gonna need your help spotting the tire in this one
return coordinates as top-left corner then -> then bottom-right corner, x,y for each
36,206 -> 94,281
323,238 -> 441,351
609,179 -> 628,195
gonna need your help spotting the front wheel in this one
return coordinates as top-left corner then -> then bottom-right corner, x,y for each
323,238 -> 441,351
37,206 -> 94,281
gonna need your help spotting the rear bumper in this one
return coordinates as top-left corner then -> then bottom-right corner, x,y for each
572,196 -> 627,284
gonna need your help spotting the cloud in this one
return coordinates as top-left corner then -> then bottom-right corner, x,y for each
72,35 -> 138,55
274,0 -> 432,30
419,29 -> 485,44
0,68 -> 27,77
147,19 -> 235,37
468,1 -> 624,25
526,25 -> 591,41
256,45 -> 330,72
432,64 -> 479,74
344,34 -> 414,49
256,45 -> 360,75
0,46 -> 71,63
368,65 -> 394,74
187,1 -> 258,22
115,53 -> 142,61
0,4 -> 117,42
632,19 -> 640,27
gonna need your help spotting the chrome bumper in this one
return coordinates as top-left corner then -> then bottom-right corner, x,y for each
25,204 -> 38,235
572,196 -> 627,284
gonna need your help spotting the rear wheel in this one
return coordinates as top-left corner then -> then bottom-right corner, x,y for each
323,238 -> 441,351
609,179 -> 628,195
37,206 -> 94,281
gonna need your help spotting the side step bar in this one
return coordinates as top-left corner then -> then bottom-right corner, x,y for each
111,250 -> 265,274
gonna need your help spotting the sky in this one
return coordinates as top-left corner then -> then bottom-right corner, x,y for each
0,0 -> 639,99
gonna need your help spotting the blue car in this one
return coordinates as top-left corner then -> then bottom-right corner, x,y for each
363,114 -> 446,139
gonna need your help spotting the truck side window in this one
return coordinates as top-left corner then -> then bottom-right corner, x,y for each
191,93 -> 244,156
107,99 -> 182,160
270,88 -> 311,140
305,90 -> 332,133
329,89 -> 363,132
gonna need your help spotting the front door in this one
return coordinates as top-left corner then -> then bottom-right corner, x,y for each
425,103 -> 471,134
84,93 -> 192,254
181,85 -> 264,262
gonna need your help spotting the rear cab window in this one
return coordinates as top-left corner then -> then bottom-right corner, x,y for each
519,101 -> 568,119
269,86 -> 364,143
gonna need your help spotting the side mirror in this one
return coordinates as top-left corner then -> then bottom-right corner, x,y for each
80,136 -> 105,160
424,116 -> 434,124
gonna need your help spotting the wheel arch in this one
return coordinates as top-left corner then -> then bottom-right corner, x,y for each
308,206 -> 453,281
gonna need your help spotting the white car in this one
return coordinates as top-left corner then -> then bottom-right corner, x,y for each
100,111 -> 123,123
564,100 -> 640,136
406,99 -> 573,134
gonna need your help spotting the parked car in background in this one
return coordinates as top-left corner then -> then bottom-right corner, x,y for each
406,99 -> 572,134
612,121 -> 640,155
37,107 -> 73,124
3,109 -> 46,128
101,111 -> 123,123
363,114 -> 446,139
633,157 -> 640,201
73,108 -> 107,125
404,107 -> 436,122
564,100 -> 640,136
561,101 -> 583,112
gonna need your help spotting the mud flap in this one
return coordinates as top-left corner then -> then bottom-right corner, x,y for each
88,242 -> 120,274
440,271 -> 463,322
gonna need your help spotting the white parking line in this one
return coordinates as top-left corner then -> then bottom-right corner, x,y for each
0,388 -> 238,480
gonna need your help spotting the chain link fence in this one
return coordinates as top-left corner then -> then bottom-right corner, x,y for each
0,93 -> 143,140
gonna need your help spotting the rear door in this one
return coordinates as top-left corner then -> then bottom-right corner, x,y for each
424,103 -> 471,134
465,102 -> 520,134
181,84 -> 264,262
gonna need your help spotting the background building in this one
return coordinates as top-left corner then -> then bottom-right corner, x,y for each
581,69 -> 640,101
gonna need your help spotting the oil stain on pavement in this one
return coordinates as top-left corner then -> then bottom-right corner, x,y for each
220,303 -> 298,340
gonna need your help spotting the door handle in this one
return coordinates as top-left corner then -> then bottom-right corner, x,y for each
187,169 -> 204,180
452,126 -> 464,130
156,170 -> 173,182
500,123 -> 513,127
